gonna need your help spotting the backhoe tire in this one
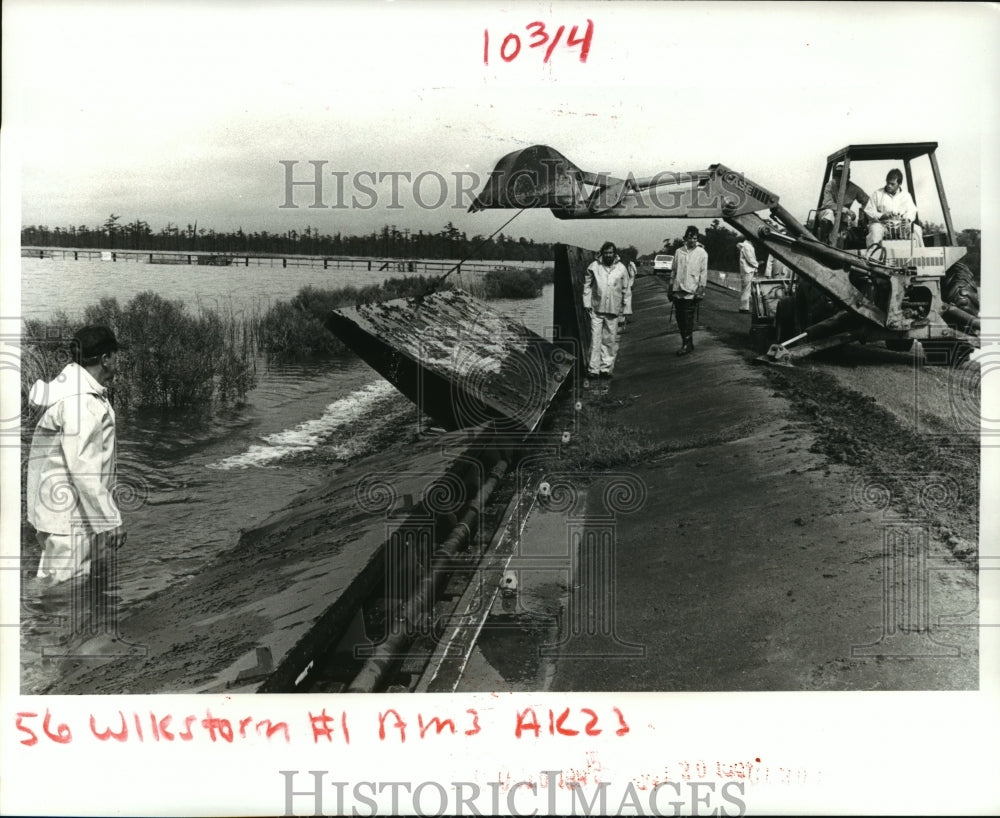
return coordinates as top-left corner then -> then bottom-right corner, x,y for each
943,261 -> 979,314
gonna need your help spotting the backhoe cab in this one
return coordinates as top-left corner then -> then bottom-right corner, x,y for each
807,142 -> 956,251
773,142 -> 979,363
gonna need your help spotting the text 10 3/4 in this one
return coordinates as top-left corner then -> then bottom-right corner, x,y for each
484,20 -> 594,64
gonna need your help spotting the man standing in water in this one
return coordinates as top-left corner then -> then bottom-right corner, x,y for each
583,241 -> 629,380
668,226 -> 708,356
26,325 -> 127,587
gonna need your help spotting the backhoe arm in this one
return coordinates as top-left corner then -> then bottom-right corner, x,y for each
470,144 -> 884,323
468,144 -> 780,219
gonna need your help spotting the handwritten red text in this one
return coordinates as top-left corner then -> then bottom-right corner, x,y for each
484,20 -> 594,65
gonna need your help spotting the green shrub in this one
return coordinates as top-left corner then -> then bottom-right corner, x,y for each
379,275 -> 451,300
261,277 -> 455,359
482,269 -> 545,299
259,301 -> 347,358
21,291 -> 258,411
260,282 -> 397,359
21,312 -> 78,421
292,283 -> 371,315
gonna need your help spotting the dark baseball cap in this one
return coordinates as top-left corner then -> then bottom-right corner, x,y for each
72,325 -> 127,361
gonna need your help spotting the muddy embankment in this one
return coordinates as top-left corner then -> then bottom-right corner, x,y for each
699,283 -> 979,557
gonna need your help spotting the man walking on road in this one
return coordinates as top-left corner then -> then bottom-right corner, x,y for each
736,236 -> 759,313
26,325 -> 128,587
584,241 -> 629,379
668,226 -> 708,356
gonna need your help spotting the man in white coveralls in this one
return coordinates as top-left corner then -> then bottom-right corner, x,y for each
583,241 -> 629,379
26,325 -> 128,586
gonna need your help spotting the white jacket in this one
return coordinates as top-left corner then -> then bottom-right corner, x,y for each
737,241 -> 759,276
26,362 -> 121,535
671,244 -> 708,296
584,258 -> 629,315
864,186 -> 918,222
624,261 -> 637,315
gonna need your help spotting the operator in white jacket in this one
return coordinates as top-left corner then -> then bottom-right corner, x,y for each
26,325 -> 127,585
864,168 -> 923,247
583,241 -> 629,378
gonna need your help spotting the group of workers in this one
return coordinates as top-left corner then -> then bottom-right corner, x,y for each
584,225 -> 715,372
583,225 -> 710,375
586,213 -> 819,371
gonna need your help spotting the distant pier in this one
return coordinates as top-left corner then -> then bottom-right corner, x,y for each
21,246 -> 538,275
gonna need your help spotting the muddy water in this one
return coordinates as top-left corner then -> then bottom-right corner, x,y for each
17,255 -> 554,692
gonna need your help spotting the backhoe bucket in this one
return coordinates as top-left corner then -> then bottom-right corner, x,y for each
468,145 -> 587,213
757,310 -> 859,366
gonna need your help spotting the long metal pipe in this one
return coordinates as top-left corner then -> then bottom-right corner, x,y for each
346,458 -> 510,692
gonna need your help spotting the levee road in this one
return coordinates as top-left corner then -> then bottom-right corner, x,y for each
467,272 -> 979,692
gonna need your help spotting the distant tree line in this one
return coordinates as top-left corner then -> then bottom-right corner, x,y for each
21,217 -> 560,262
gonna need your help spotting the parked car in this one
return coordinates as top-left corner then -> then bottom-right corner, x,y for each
653,254 -> 674,274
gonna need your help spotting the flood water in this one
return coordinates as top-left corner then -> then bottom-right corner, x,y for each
17,255 -> 554,692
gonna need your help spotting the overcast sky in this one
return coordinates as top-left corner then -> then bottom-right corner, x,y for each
5,1 -> 999,257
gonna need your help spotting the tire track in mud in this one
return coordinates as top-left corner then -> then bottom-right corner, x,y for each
698,287 -> 979,565
758,365 -> 978,563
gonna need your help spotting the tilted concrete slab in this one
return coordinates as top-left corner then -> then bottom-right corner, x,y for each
326,289 -> 574,434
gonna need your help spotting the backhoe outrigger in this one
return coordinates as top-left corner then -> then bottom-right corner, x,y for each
469,144 -> 979,364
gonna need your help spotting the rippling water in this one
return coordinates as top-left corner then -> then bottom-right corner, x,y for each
17,255 -> 554,692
